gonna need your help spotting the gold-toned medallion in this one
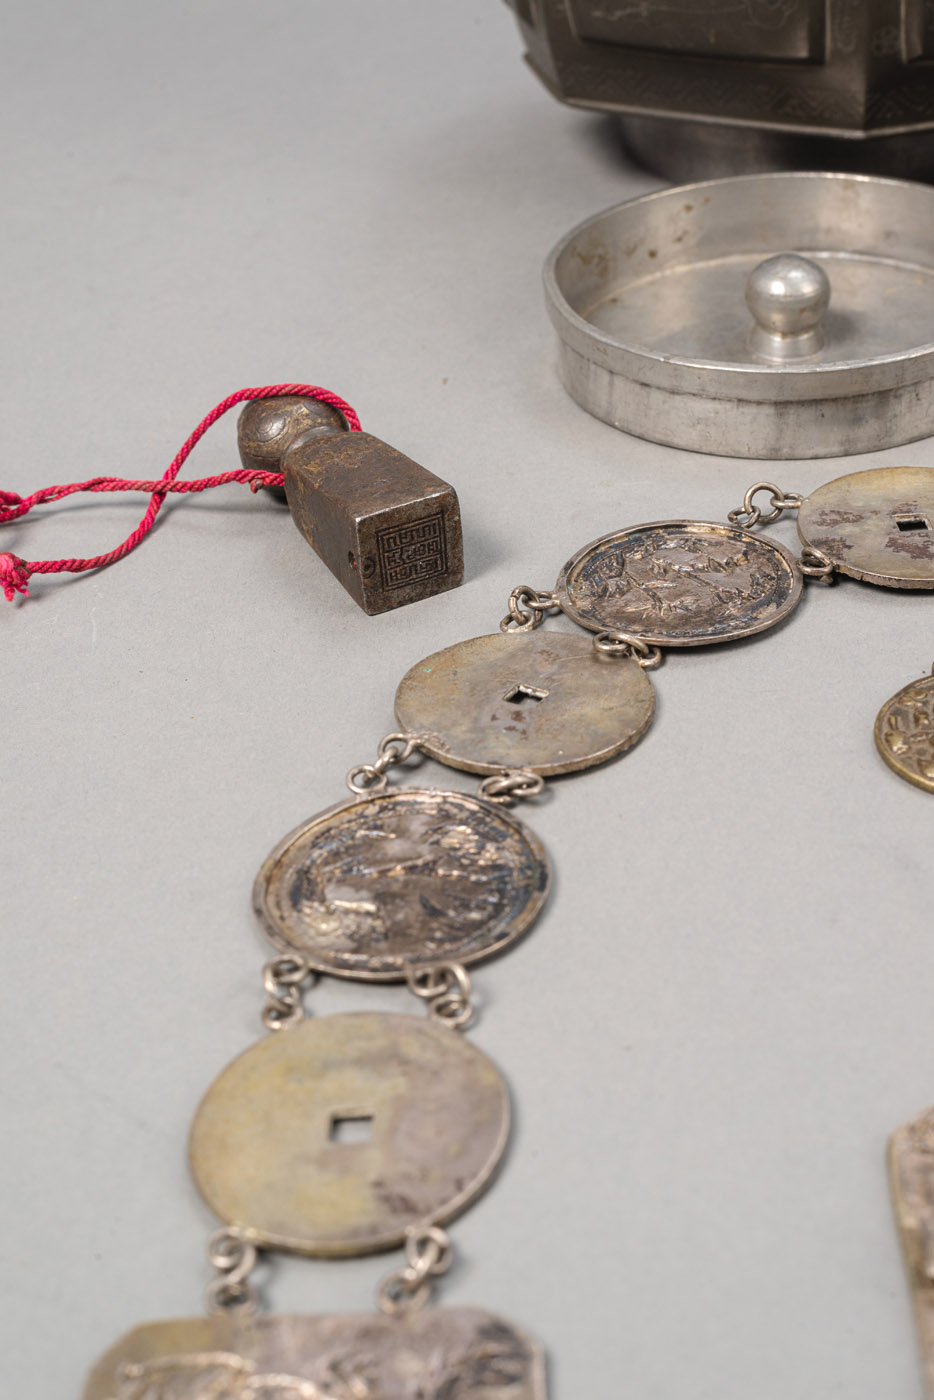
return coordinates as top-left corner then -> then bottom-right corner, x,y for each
890,1106 -> 934,1398
254,789 -> 550,979
554,520 -> 803,645
798,465 -> 934,588
394,631 -> 655,776
189,1012 -> 510,1257
875,667 -> 934,792
82,1309 -> 547,1400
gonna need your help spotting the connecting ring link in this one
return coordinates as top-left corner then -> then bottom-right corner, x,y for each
206,1228 -> 259,1317
377,1224 -> 453,1316
499,585 -> 560,634
727,482 -> 804,530
477,768 -> 546,806
262,954 -> 312,1031
346,731 -> 424,795
407,962 -> 474,1029
799,544 -> 837,584
592,631 -> 663,669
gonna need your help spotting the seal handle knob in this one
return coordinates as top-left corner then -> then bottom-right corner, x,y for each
745,253 -> 831,363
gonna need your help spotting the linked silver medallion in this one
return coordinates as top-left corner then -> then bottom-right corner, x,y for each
189,1012 -> 510,1257
395,632 -> 655,775
798,466 -> 934,589
555,520 -> 802,645
82,1309 -> 547,1399
254,789 -> 549,979
875,668 -> 934,793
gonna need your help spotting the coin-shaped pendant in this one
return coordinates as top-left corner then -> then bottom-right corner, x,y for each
554,520 -> 802,645
82,1308 -> 547,1400
189,1012 -> 510,1257
254,789 -> 549,979
395,631 -> 654,776
874,668 -> 934,792
798,466 -> 934,588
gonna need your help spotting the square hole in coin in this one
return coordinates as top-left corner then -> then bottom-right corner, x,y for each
503,683 -> 549,704
329,1113 -> 374,1144
895,516 -> 930,532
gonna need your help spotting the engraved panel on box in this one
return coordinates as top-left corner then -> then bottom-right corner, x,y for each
568,0 -> 824,62
82,1309 -> 547,1400
377,512 -> 446,590
254,789 -> 550,980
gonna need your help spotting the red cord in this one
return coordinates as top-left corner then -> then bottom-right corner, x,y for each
0,383 -> 360,602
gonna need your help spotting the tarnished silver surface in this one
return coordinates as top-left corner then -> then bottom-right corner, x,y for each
82,1308 -> 546,1399
254,790 -> 549,979
507,0 -> 934,156
875,670 -> 934,793
555,521 -> 802,646
394,632 -> 655,776
188,1013 -> 511,1257
798,466 -> 934,589
545,174 -> 934,458
616,114 -> 934,185
890,1106 -> 934,1399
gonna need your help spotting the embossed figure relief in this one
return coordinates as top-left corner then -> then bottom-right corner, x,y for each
109,1352 -> 320,1399
254,791 -> 550,977
573,531 -> 784,630
558,523 -> 802,644
90,1312 -> 546,1400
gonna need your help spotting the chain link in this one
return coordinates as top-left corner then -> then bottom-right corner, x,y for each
592,631 -> 663,669
799,544 -> 837,583
206,1227 -> 259,1316
477,768 -> 545,806
407,962 -> 474,1029
499,585 -> 560,633
262,954 -> 312,1031
346,731 -> 424,795
377,1224 -> 453,1315
727,481 -> 804,530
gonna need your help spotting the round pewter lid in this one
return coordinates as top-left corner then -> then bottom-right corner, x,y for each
545,172 -> 934,460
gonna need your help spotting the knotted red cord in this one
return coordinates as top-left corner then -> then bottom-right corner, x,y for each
0,383 -> 361,602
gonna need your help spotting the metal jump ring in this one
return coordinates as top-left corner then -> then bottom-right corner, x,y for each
346,763 -> 389,795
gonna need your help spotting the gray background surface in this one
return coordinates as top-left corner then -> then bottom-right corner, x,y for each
2,2 -> 932,1396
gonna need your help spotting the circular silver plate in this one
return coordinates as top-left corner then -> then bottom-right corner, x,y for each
798,466 -> 934,589
254,788 -> 550,980
395,631 -> 655,776
189,1012 -> 510,1257
546,173 -> 934,458
555,520 -> 803,646
875,672 -> 934,792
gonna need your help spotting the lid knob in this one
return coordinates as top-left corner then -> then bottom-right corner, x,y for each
745,253 -> 831,363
